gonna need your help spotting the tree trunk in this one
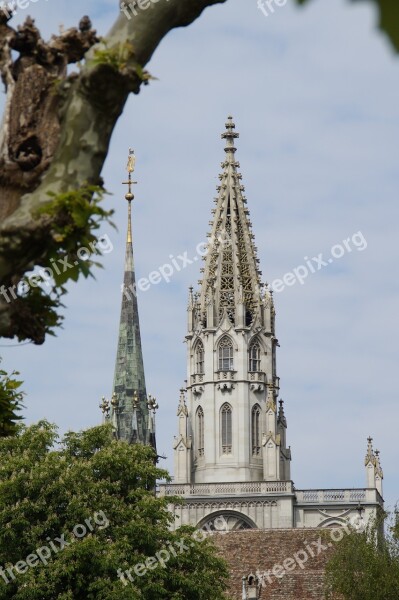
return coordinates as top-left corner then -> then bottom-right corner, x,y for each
0,0 -> 227,342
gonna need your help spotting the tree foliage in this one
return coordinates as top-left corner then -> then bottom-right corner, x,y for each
324,513 -> 399,600
0,365 -> 24,437
1,186 -> 114,344
0,422 -> 229,600
296,1 -> 399,53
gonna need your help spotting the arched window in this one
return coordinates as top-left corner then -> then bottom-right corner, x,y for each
251,404 -> 261,456
221,403 -> 232,454
249,342 -> 261,372
195,341 -> 205,375
196,407 -> 204,457
218,336 -> 234,371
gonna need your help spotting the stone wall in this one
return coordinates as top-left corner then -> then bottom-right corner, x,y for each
213,528 -> 339,600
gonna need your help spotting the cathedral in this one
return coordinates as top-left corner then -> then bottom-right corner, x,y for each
108,118 -> 383,537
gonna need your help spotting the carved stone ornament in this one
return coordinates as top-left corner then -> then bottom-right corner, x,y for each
217,382 -> 235,392
250,383 -> 265,393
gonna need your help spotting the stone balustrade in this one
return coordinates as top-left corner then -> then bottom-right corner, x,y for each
159,480 -> 294,497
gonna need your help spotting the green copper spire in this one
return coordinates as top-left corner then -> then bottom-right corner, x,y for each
111,150 -> 155,448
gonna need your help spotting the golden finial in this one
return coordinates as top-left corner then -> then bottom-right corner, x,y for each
127,148 -> 136,174
122,148 -> 138,244
122,148 -> 137,202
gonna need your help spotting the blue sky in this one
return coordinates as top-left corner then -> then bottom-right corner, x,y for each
1,0 -> 398,509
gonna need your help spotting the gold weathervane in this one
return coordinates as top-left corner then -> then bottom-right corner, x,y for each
122,148 -> 137,244
122,148 -> 137,202
127,148 -> 136,174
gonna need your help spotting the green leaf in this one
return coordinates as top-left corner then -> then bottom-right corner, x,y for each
0,363 -> 25,438
294,0 -> 399,53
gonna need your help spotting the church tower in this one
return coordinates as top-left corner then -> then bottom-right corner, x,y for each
174,116 -> 291,484
108,150 -> 156,449
160,118 -> 383,533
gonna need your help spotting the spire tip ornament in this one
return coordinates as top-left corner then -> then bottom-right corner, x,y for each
122,148 -> 137,243
222,115 -> 239,154
127,148 -> 136,174
123,148 -> 137,202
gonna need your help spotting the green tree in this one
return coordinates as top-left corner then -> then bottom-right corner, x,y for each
0,421 -> 229,600
324,513 -> 399,600
0,365 -> 24,438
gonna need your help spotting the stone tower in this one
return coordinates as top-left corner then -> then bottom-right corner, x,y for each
174,116 -> 291,486
159,118 -> 383,532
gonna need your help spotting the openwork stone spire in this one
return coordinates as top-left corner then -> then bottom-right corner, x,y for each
111,150 -> 152,446
199,116 -> 263,326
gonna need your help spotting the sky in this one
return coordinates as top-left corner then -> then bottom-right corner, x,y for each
1,0 -> 398,510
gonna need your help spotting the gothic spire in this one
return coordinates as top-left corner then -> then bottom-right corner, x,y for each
374,449 -> 383,479
199,116 -> 263,327
278,399 -> 287,427
364,436 -> 375,466
111,150 -> 152,446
